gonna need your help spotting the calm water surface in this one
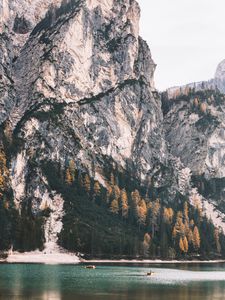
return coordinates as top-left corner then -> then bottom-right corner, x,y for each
0,263 -> 225,299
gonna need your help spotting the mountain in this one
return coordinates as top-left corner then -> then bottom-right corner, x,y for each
0,0 -> 225,260
167,59 -> 225,98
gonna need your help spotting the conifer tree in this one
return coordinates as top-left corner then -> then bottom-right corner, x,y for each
131,189 -> 141,221
138,199 -> 147,226
183,236 -> 188,253
179,237 -> 184,253
93,181 -> 101,199
187,229 -> 193,244
68,160 -> 76,181
110,173 -> 115,186
65,169 -> 73,185
106,184 -> 113,204
194,97 -> 199,107
83,174 -> 91,193
113,185 -> 121,201
168,208 -> 174,223
150,199 -> 161,237
183,201 -> 189,221
120,189 -> 129,219
0,150 -> 9,198
143,233 -> 151,257
110,199 -> 119,214
200,102 -> 207,114
214,228 -> 221,254
163,207 -> 174,224
172,226 -> 177,240
193,226 -> 201,251
190,219 -> 195,228
174,211 -> 185,238
131,189 -> 141,205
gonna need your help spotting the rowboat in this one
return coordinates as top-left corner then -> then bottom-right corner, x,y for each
85,265 -> 96,269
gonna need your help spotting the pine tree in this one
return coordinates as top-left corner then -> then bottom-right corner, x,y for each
65,169 -> 73,185
194,97 -> 199,107
68,160 -> 76,181
172,226 -> 177,240
0,150 -> 9,198
150,199 -> 161,237
214,228 -> 221,254
193,226 -> 201,251
183,236 -> 188,253
131,190 -> 141,221
179,237 -> 184,253
138,199 -> 147,226
113,185 -> 121,200
120,189 -> 129,219
106,184 -> 113,204
168,208 -> 174,223
143,233 -> 151,257
65,159 -> 76,185
83,174 -> 91,193
163,207 -> 174,224
93,181 -> 101,199
131,189 -> 141,205
110,199 -> 119,214
110,173 -> 115,186
190,219 -> 195,228
187,228 -> 193,244
200,102 -> 207,114
174,211 -> 185,238
183,201 -> 189,221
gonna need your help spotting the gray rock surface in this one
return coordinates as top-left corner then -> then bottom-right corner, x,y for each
1,0 -> 225,247
1,0 -> 171,246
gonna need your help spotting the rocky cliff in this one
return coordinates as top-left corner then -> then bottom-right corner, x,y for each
0,0 -> 171,254
1,0 -> 225,258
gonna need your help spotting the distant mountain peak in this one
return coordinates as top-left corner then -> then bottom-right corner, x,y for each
215,59 -> 225,80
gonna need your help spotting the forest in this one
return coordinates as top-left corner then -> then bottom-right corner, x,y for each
0,88 -> 225,259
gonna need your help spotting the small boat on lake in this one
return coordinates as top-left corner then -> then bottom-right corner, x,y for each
147,271 -> 153,276
85,265 -> 96,269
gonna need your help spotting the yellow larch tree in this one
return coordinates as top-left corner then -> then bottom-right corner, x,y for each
110,199 -> 119,214
120,188 -> 129,219
138,199 -> 147,226
193,226 -> 201,251
83,174 -> 91,193
179,237 -> 184,253
65,168 -> 73,185
183,236 -> 188,253
0,150 -> 9,198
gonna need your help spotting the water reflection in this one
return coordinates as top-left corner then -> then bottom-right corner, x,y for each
0,264 -> 225,299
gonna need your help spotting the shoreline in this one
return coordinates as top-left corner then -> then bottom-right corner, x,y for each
4,250 -> 80,265
82,259 -> 225,264
1,253 -> 225,265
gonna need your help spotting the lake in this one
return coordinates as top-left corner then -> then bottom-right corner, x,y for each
0,263 -> 225,299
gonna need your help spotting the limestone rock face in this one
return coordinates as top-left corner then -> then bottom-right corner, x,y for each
164,98 -> 225,179
214,59 -> 225,93
164,59 -> 225,182
3,0 -> 225,251
0,0 -> 170,242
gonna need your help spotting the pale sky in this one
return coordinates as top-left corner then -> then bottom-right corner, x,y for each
139,0 -> 225,90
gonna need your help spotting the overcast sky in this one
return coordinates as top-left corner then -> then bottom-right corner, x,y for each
139,0 -> 225,90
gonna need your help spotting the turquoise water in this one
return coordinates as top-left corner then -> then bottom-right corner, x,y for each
0,263 -> 225,299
